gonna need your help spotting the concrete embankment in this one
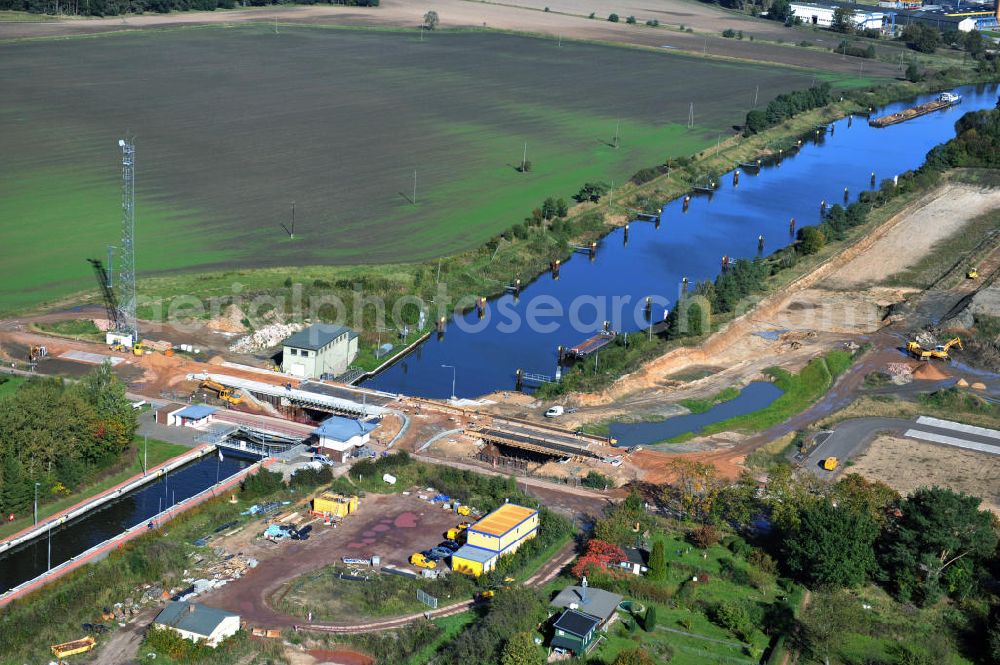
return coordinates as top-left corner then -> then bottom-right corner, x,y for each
0,457 -> 268,608
0,445 -> 218,556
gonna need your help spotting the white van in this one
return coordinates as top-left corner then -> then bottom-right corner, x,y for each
544,406 -> 565,418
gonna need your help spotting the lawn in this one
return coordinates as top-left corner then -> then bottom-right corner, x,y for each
273,564 -> 475,622
0,25 -> 857,314
0,438 -> 189,541
541,528 -> 797,664
0,375 -> 24,400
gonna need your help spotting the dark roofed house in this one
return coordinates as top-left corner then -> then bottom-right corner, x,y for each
282,324 -> 359,379
550,584 -> 623,629
152,601 -> 240,647
618,546 -> 649,575
551,609 -> 601,655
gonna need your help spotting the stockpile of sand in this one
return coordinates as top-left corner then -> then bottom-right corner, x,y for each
912,362 -> 949,380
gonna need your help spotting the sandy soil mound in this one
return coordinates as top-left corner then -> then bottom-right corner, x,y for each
912,362 -> 949,380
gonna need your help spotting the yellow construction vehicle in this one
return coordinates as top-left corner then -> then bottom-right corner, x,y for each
823,457 -> 839,471
906,341 -> 933,360
201,379 -> 243,405
410,552 -> 436,569
967,268 -> 978,279
456,505 -> 471,516
929,337 -> 962,360
109,341 -> 128,353
132,341 -> 145,356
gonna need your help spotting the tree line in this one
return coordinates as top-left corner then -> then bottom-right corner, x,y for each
0,363 -> 138,516
744,83 -> 833,136
0,0 -> 377,17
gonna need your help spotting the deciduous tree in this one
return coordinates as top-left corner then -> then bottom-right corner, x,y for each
783,501 -> 878,587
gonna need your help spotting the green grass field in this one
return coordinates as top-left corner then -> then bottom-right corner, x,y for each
0,25 -> 871,315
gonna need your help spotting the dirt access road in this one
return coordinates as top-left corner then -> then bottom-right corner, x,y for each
201,488 -> 587,631
0,0 -> 898,77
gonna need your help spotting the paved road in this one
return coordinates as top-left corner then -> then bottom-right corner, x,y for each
801,417 -> 911,477
802,416 -> 1000,477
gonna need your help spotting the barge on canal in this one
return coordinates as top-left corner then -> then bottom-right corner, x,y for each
869,92 -> 961,128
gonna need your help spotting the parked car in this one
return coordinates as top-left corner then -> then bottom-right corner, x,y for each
439,540 -> 460,551
421,549 -> 442,562
429,546 -> 453,558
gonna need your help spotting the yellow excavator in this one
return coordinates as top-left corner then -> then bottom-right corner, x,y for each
201,379 -> 243,405
906,337 -> 962,361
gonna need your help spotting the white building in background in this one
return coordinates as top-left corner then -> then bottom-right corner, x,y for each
790,2 -> 888,29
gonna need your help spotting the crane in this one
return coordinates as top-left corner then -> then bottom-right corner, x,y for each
87,258 -> 123,333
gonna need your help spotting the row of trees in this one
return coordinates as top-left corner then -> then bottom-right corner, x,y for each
744,83 -> 833,135
0,363 -> 138,516
0,0 -> 377,16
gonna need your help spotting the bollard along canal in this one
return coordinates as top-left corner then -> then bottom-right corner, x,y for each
362,83 -> 1000,400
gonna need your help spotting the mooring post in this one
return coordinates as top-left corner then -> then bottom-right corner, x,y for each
733,170 -> 740,186
870,171 -> 876,187
623,223 -> 629,244
758,234 -> 765,252
830,123 -> 835,136
843,187 -> 849,203
551,259 -> 561,279
514,278 -> 521,295
820,200 -> 827,214
848,115 -> 853,128
589,241 -> 597,259
683,195 -> 690,212
477,297 -> 486,318
515,368 -> 523,391
644,296 -> 652,319
557,345 -> 565,364
682,276 -> 689,292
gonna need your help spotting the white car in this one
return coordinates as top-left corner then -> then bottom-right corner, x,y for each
544,406 -> 565,418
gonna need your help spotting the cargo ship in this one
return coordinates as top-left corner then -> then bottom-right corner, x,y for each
869,92 -> 962,128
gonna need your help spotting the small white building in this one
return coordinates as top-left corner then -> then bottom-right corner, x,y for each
312,415 -> 378,463
790,2 -> 887,29
282,324 -> 359,379
152,601 -> 240,647
168,404 -> 217,428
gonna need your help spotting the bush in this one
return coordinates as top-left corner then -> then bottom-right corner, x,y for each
645,19 -> 659,26
241,469 -> 285,498
690,524 -> 721,549
712,600 -> 753,641
608,13 -> 619,22
797,226 -> 826,255
582,470 -> 614,489
626,15 -> 636,24
643,605 -> 657,631
722,28 -> 736,38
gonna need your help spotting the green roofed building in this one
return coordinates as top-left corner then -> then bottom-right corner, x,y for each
551,609 -> 601,655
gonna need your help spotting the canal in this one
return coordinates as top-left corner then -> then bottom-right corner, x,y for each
362,83 -> 999,399
0,452 -> 254,595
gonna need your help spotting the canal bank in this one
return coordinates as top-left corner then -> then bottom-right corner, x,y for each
0,457 -> 266,608
0,444 -> 219,556
361,83 -> 1000,400
0,449 -> 260,599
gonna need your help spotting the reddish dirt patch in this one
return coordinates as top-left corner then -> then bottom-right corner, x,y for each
393,512 -> 418,528
307,648 -> 374,665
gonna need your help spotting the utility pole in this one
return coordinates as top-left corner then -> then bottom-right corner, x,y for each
274,16 -> 278,34
614,119 -> 620,149
34,482 -> 40,525
521,142 -> 527,171
753,85 -> 759,108
413,169 -> 417,204
143,435 -> 148,475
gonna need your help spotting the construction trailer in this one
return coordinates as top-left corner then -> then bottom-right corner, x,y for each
311,492 -> 359,518
450,503 -> 538,577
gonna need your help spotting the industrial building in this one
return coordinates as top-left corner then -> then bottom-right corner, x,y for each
282,324 -> 359,379
312,415 -> 378,463
789,2 -> 888,29
450,503 -> 538,577
152,601 -> 240,647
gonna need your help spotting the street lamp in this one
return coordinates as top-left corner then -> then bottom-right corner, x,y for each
441,364 -> 457,401
34,482 -> 40,525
